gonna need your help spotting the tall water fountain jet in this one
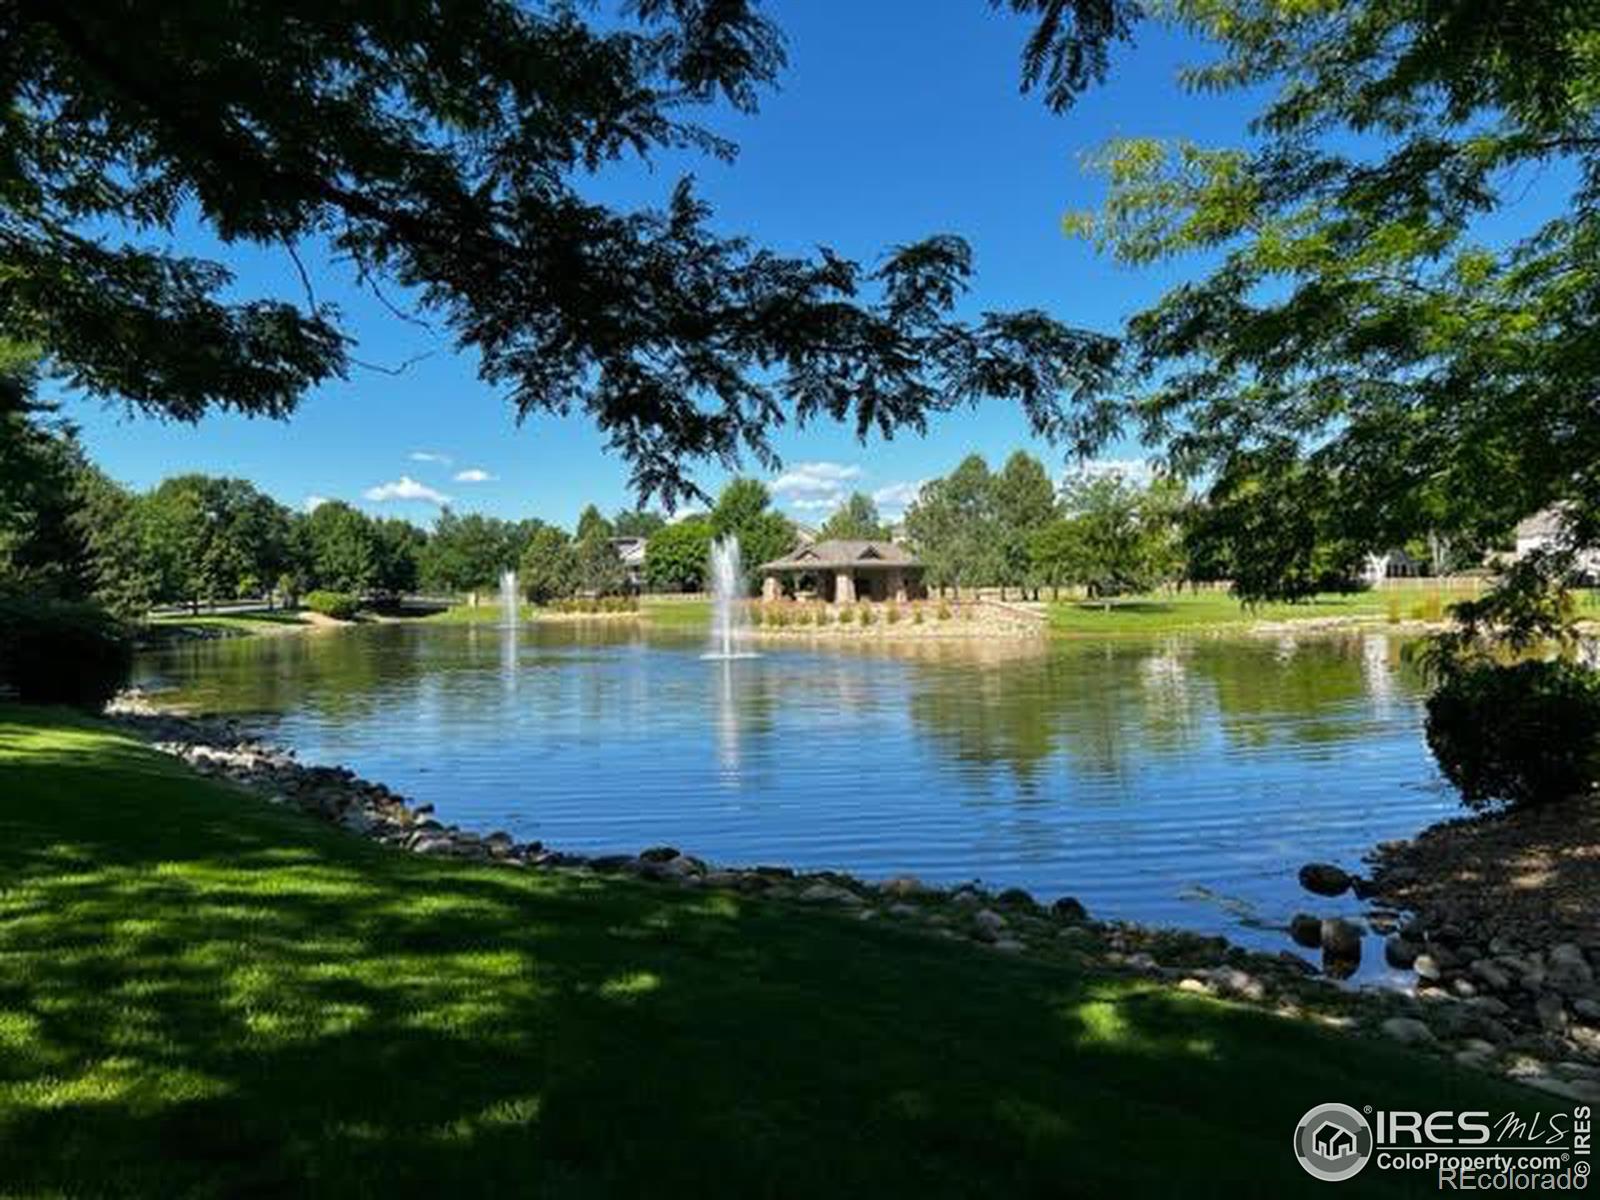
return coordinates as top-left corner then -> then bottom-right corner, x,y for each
499,568 -> 519,629
705,535 -> 758,660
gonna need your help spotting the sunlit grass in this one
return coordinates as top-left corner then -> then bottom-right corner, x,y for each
639,596 -> 711,628
1047,584 -> 1489,635
0,704 -> 1526,1196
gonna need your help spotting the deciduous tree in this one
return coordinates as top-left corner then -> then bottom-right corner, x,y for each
8,1 -> 1121,504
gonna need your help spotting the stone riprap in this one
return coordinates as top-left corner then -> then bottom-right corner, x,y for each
102,692 -> 1600,1103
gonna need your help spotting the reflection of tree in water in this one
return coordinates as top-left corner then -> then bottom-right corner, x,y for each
904,640 -> 1210,787
1183,635 -> 1414,752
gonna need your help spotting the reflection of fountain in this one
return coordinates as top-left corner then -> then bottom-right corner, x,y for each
703,535 -> 759,660
715,658 -> 740,773
499,569 -> 519,628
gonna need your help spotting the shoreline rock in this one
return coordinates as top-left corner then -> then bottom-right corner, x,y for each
101,689 -> 1598,1100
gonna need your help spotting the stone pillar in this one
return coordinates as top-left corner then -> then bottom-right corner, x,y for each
762,574 -> 781,602
835,570 -> 856,604
889,570 -> 907,603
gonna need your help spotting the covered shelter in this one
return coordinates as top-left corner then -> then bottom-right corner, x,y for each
758,540 -> 924,604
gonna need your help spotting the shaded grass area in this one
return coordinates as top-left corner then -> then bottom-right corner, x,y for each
1047,586 -> 1486,636
0,706 -> 1524,1197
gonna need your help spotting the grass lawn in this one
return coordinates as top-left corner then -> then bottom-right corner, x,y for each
1046,585 -> 1489,636
639,595 -> 710,629
419,602 -> 545,624
146,610 -> 314,634
0,705 -> 1527,1197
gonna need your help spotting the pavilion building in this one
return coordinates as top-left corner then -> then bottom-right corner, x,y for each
758,540 -> 925,603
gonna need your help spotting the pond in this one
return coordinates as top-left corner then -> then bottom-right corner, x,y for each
135,623 -> 1457,969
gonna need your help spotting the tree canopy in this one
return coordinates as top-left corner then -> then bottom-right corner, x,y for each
7,0 -> 1126,507
817,493 -> 890,542
1058,0 -> 1600,600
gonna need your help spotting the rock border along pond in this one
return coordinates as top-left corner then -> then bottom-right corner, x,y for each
105,691 -> 1600,1104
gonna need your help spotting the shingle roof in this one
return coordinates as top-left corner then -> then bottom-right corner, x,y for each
760,539 -> 920,571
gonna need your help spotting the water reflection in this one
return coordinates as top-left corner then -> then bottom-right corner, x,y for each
137,624 -> 1455,960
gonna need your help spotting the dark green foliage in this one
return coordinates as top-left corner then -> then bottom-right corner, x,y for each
1058,0 -> 1600,601
645,518 -> 713,592
302,502 -> 378,596
611,509 -> 666,539
710,479 -> 794,586
1426,660 -> 1600,809
369,519 -> 424,597
573,535 -> 627,597
0,597 -> 130,709
9,1 -> 1118,504
421,510 -> 520,594
905,455 -> 1004,589
817,493 -> 890,542
519,524 -> 576,605
302,590 -> 360,621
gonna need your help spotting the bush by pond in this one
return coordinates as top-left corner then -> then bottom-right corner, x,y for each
0,597 -> 131,710
1426,659 -> 1600,807
303,590 -> 362,620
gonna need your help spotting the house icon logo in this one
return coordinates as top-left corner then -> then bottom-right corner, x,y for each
1294,1103 -> 1373,1182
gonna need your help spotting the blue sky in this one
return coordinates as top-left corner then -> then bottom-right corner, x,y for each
60,3 -> 1259,529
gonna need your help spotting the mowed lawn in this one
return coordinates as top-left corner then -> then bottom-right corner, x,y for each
1046,585 -> 1488,636
0,706 -> 1525,1198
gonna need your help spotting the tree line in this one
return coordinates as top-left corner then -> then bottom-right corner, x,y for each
0,389 -> 814,615
904,451 -> 1189,598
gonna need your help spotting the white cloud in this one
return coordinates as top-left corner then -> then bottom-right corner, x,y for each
453,468 -> 495,483
790,496 -> 843,512
770,461 -> 862,498
409,451 -> 453,465
363,475 -> 451,505
304,495 -> 331,513
871,480 -> 927,513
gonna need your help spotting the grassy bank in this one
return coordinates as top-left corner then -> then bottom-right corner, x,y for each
0,705 -> 1523,1197
140,610 -> 319,644
639,595 -> 711,629
1046,585 -> 1486,636
419,602 -> 544,624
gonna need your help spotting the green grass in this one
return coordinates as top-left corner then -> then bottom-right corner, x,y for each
419,603 -> 543,624
0,705 -> 1525,1197
639,596 -> 711,628
1047,585 -> 1486,636
143,611 -> 317,640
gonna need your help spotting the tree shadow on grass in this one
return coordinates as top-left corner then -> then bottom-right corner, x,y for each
0,714 -> 1524,1198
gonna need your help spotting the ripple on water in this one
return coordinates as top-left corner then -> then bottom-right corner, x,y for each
137,623 -> 1456,971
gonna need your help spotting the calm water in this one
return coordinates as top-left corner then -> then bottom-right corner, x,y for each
135,624 -> 1457,964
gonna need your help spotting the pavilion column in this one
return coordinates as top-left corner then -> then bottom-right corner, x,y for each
889,570 -> 906,603
835,570 -> 856,604
762,575 -> 781,602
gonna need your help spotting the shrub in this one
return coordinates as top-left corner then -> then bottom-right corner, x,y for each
0,597 -> 132,710
1386,596 -> 1402,624
858,605 -> 874,626
303,590 -> 361,620
912,605 -> 925,624
1426,659 -> 1600,808
838,605 -> 855,624
937,602 -> 952,620
886,605 -> 901,624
